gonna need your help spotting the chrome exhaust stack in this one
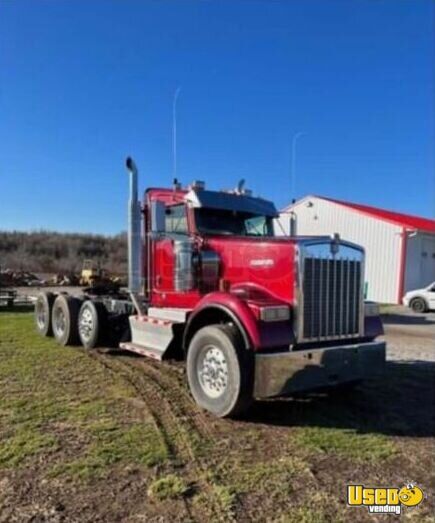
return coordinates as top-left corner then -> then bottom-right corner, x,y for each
125,157 -> 142,296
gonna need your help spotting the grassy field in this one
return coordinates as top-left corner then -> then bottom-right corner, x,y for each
0,310 -> 434,522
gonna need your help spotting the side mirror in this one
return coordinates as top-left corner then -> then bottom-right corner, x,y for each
151,201 -> 166,233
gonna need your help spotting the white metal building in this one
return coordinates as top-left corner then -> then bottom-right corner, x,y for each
277,195 -> 435,304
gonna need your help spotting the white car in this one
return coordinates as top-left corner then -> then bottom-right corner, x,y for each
403,282 -> 435,313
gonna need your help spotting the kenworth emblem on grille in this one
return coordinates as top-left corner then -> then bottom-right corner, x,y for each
331,233 -> 341,256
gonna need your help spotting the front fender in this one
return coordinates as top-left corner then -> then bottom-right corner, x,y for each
184,292 -> 294,351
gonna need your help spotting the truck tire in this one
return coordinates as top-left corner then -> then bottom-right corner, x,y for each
410,297 -> 427,313
78,300 -> 107,349
52,295 -> 81,346
35,291 -> 55,336
186,324 -> 254,418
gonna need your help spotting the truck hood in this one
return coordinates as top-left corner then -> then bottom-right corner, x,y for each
204,236 -> 297,304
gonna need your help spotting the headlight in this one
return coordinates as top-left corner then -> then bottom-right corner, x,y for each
364,302 -> 379,317
260,306 -> 290,322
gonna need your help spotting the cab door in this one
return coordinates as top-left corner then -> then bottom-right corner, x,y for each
151,203 -> 189,305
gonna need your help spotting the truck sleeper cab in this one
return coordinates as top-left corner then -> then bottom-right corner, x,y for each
35,158 -> 386,418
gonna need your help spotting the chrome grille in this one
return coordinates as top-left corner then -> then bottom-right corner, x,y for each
302,256 -> 362,340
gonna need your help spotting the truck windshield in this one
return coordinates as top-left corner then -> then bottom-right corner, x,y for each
194,208 -> 274,237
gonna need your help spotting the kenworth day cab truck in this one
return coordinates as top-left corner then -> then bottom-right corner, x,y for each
35,158 -> 386,418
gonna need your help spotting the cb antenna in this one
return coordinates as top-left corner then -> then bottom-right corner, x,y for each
172,86 -> 182,180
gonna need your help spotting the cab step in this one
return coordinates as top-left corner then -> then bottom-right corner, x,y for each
119,342 -> 165,361
122,314 -> 185,359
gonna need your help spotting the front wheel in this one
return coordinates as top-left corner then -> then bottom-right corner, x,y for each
410,297 -> 427,313
186,325 -> 254,418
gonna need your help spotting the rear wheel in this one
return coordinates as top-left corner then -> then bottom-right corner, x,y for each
52,295 -> 81,346
35,292 -> 55,336
410,297 -> 427,313
78,300 -> 107,349
186,324 -> 254,418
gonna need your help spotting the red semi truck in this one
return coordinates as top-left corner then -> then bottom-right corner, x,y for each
35,158 -> 385,417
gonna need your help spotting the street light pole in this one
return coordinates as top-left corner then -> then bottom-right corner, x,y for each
291,131 -> 306,200
172,86 -> 182,180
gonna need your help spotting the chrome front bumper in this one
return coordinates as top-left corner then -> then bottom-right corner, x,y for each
254,341 -> 386,398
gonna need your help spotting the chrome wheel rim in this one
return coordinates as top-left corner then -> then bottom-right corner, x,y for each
53,307 -> 66,337
198,345 -> 228,398
79,306 -> 94,342
36,300 -> 46,330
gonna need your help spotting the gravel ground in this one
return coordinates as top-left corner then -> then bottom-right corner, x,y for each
382,306 -> 435,362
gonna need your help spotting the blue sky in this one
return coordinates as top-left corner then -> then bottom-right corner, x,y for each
0,0 -> 433,234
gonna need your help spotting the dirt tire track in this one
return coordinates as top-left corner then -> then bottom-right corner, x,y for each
86,351 -> 195,522
89,350 -> 238,522
131,357 -> 216,441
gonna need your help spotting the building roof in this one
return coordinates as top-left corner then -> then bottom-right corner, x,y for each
284,195 -> 435,233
